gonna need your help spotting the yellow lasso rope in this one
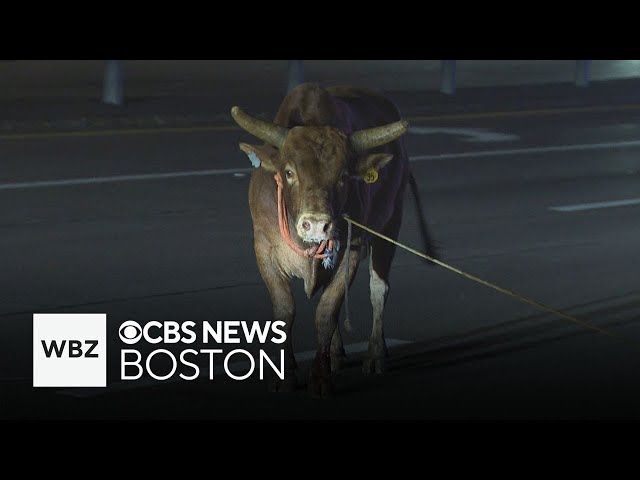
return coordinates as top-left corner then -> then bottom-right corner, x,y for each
343,215 -> 639,349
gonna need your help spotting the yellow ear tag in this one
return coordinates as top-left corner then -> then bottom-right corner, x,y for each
364,168 -> 378,184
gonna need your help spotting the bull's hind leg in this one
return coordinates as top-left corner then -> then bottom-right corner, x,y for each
363,212 -> 402,375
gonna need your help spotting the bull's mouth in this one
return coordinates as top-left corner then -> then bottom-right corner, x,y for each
302,233 -> 334,245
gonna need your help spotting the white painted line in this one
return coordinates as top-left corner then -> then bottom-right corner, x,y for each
550,198 -> 640,212
410,126 -> 520,142
410,139 -> 640,162
0,167 -> 255,191
4,139 -> 640,192
57,338 -> 412,398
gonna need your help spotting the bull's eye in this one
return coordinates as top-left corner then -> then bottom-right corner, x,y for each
285,169 -> 294,180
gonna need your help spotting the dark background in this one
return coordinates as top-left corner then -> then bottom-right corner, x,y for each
2,60 -> 640,420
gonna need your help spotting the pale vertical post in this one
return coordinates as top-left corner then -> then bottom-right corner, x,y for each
575,60 -> 591,88
440,60 -> 456,95
102,60 -> 123,105
287,60 -> 304,93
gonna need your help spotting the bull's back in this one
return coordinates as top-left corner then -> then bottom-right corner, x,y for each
275,83 -> 402,133
326,85 -> 403,132
328,86 -> 410,231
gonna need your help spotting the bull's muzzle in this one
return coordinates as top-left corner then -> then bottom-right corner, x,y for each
296,213 -> 333,243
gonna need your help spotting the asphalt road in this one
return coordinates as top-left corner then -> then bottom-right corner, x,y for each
2,100 -> 640,419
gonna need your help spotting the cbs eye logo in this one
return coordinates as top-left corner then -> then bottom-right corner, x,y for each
119,320 -> 142,344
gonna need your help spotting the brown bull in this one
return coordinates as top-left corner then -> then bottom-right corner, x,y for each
231,83 -> 436,397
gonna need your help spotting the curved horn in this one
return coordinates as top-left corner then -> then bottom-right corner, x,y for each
231,106 -> 289,149
349,120 -> 409,152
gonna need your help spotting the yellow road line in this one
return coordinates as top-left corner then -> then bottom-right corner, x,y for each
0,125 -> 239,141
2,103 -> 640,141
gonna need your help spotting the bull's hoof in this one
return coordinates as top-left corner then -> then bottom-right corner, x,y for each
268,373 -> 298,393
309,349 -> 333,398
362,356 -> 386,375
308,375 -> 334,399
330,352 -> 346,373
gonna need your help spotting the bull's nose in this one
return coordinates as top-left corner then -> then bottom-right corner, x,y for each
297,214 -> 333,241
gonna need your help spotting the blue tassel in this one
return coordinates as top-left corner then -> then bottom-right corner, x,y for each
322,240 -> 340,269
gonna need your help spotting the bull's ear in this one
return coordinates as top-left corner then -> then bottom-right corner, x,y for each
351,153 -> 394,178
239,143 -> 279,172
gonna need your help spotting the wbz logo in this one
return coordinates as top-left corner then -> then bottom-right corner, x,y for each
41,339 -> 99,358
33,313 -> 106,387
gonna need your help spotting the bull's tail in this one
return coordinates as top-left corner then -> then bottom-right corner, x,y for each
408,171 -> 440,265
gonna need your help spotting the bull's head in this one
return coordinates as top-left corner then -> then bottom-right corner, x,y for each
231,106 -> 408,244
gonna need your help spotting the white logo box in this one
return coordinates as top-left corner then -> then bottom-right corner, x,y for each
33,313 -> 107,387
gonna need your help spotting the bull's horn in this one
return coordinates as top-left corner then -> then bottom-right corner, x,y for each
349,120 -> 409,152
230,106 -> 289,149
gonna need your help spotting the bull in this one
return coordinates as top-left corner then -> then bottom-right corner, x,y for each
231,83 -> 436,397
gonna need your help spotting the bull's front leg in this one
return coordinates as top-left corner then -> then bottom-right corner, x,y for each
267,280 -> 297,393
254,234 -> 297,392
309,248 -> 360,398
330,323 -> 345,373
